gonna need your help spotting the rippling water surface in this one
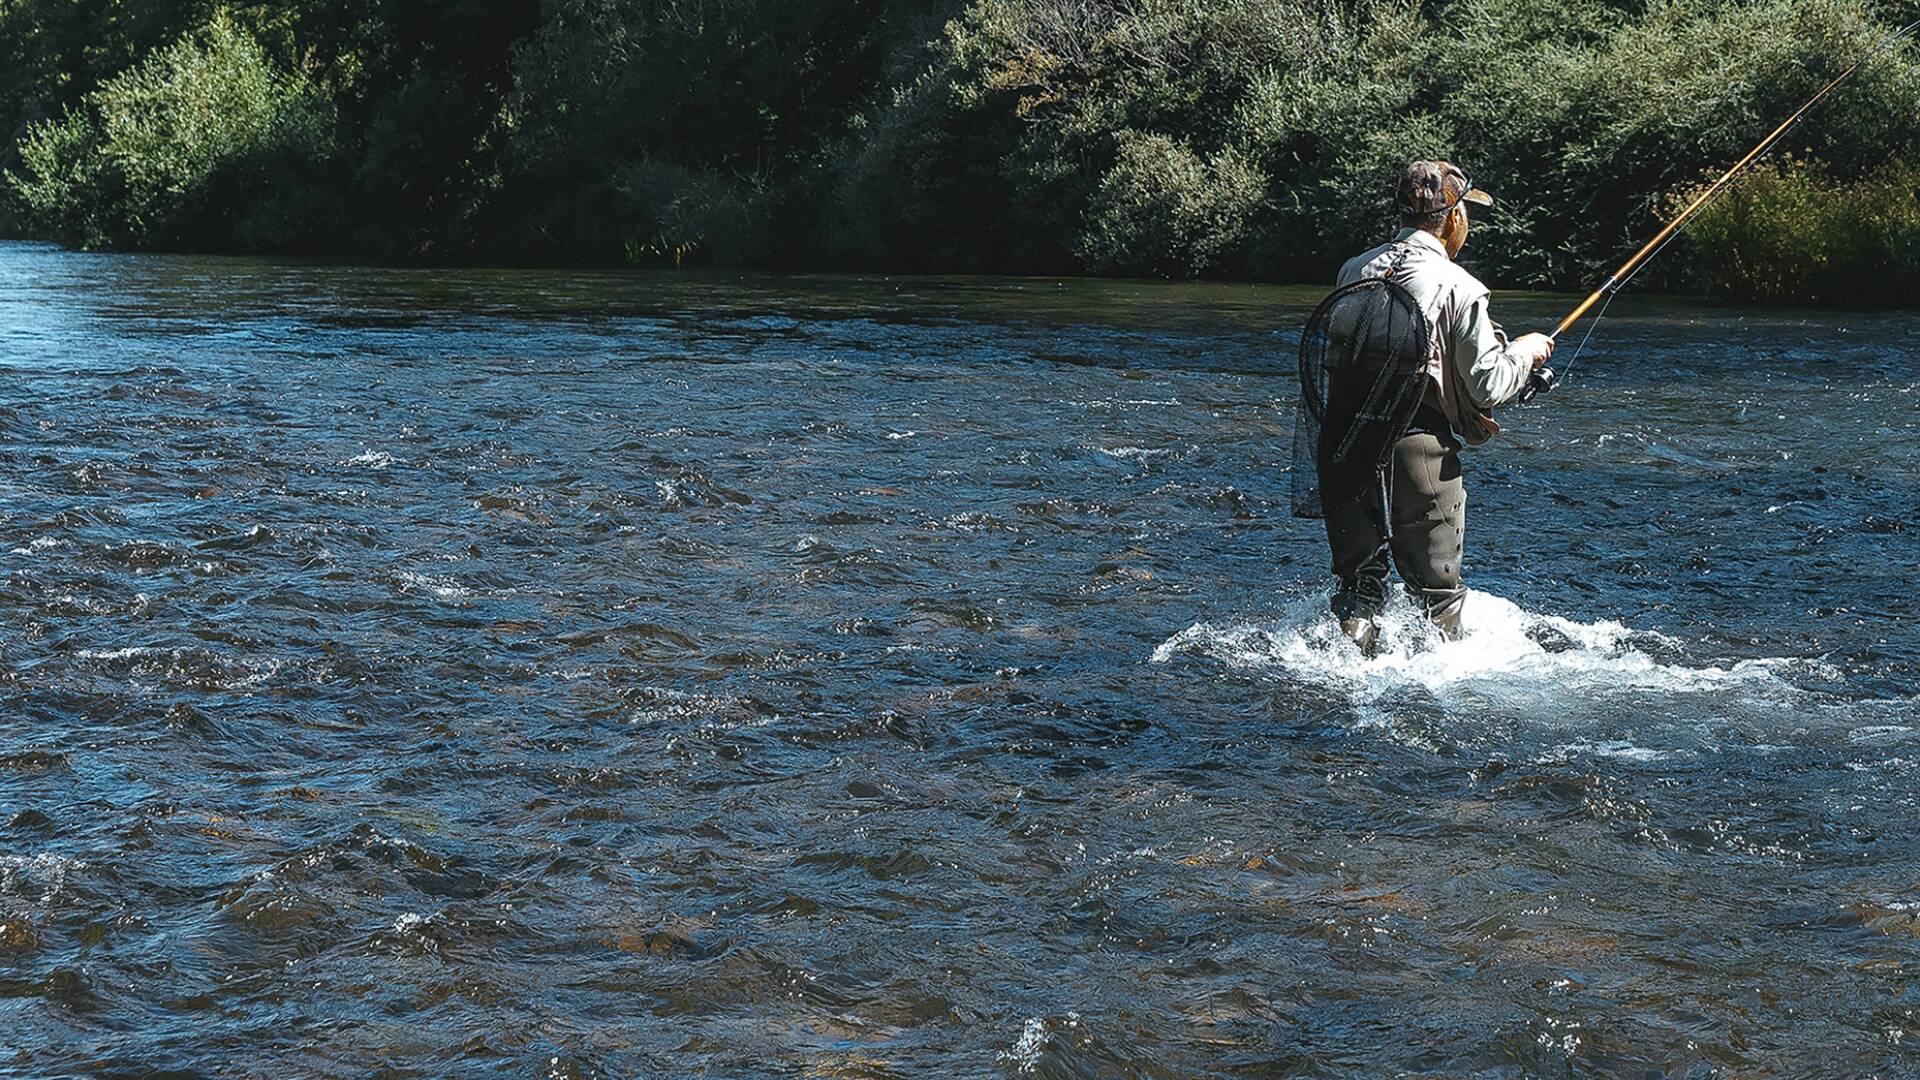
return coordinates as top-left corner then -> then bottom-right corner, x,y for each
1,240 -> 1916,1077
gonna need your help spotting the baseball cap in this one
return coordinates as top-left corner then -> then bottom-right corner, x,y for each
1397,160 -> 1493,215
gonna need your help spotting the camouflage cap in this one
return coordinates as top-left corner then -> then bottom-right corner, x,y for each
1397,160 -> 1493,215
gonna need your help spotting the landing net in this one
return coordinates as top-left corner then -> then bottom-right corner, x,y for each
1291,276 -> 1433,518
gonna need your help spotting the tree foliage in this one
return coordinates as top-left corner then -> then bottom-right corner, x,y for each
7,12 -> 335,249
0,0 -> 1915,302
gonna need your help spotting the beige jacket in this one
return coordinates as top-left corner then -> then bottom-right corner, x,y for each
1337,228 -> 1531,445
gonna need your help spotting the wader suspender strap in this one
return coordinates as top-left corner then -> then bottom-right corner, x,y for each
1369,242 -> 1418,541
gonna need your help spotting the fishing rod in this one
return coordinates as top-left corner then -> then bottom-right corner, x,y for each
1520,15 -> 1920,404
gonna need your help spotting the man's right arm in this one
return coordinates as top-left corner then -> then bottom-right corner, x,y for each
1454,293 -> 1553,408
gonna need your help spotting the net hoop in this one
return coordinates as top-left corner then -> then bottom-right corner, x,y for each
1291,275 -> 1434,519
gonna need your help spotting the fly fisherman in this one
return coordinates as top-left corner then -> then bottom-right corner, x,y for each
1321,161 -> 1555,651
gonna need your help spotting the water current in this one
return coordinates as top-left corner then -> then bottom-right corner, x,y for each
0,240 -> 1916,1076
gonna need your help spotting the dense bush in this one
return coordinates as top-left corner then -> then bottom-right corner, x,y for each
0,0 -> 1916,304
500,0 -> 930,265
1079,133 -> 1264,275
841,0 -> 1920,292
5,13 -> 337,249
0,0 -> 213,149
1683,157 -> 1920,307
1443,0 -> 1920,290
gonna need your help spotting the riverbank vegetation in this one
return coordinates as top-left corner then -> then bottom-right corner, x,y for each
2,0 -> 1916,302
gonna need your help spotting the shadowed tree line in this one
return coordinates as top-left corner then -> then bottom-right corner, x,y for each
2,0 -> 1916,303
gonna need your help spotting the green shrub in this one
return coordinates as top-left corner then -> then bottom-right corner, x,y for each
866,0 -> 1437,278
9,108 -> 106,244
841,0 -> 1920,292
609,157 -> 774,267
5,11 -> 336,249
1444,0 -> 1920,290
1681,157 -> 1920,307
1079,131 -> 1263,275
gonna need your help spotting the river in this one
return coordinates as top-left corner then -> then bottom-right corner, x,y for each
0,240 -> 1916,1076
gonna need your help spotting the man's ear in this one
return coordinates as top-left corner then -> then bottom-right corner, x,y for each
1445,205 -> 1469,256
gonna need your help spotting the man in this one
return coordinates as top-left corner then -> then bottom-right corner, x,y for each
1322,160 -> 1554,650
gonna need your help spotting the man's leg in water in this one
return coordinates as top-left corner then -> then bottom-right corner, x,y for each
1324,493 -> 1392,652
1387,432 -> 1468,638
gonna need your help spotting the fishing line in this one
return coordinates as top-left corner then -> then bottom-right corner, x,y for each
1560,139 -> 1763,380
1560,164 -> 1748,378
1553,289 -> 1614,384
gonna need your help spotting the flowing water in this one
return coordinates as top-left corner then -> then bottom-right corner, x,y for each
0,240 -> 1916,1077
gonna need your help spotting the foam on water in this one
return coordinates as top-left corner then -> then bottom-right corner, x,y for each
343,449 -> 397,469
1152,588 -> 1823,708
10,535 -> 64,556
395,569 -> 472,600
1094,444 -> 1188,462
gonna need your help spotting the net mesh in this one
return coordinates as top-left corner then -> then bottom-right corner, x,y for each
1291,276 -> 1433,518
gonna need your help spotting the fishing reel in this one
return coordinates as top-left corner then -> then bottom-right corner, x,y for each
1518,366 -> 1558,404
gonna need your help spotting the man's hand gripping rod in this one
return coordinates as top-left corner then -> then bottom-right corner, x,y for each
1518,16 -> 1920,404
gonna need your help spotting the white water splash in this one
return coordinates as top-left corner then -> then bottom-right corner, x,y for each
395,569 -> 471,600
1094,445 -> 1184,462
343,449 -> 396,469
74,645 -> 291,688
392,911 -> 434,934
9,535 -> 64,556
1152,589 -> 1824,707
0,853 -> 83,903
1000,1017 -> 1049,1073
998,1013 -> 1084,1074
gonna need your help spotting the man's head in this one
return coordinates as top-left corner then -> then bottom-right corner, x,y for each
1397,160 -> 1492,258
